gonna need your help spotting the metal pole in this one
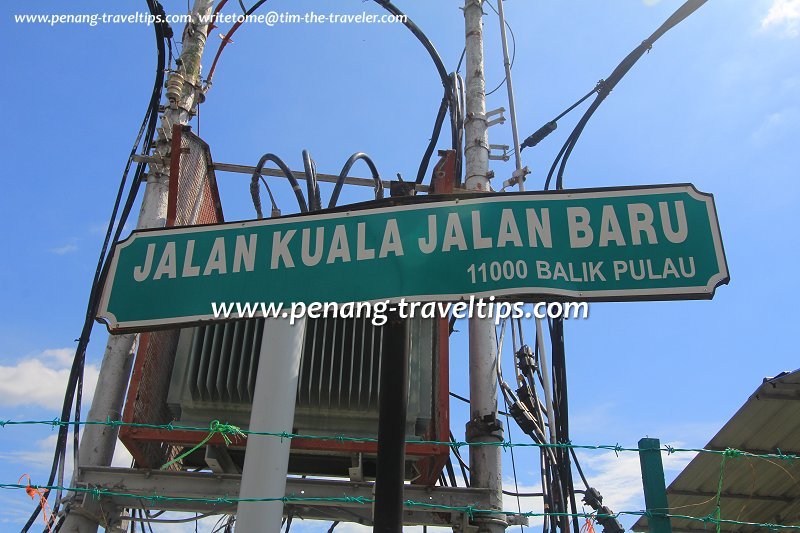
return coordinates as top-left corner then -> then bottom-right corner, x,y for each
463,1 -> 506,532
638,438 -> 673,533
494,0 -> 526,191
236,318 -> 307,533
534,319 -> 557,446
62,2 -> 214,531
373,317 -> 410,532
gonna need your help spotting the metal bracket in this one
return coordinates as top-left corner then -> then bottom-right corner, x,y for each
349,453 -> 364,482
65,486 -> 126,531
501,166 -> 530,189
456,510 -> 480,533
489,144 -> 511,161
507,515 -> 530,526
485,107 -> 506,128
205,445 -> 241,474
465,107 -> 505,128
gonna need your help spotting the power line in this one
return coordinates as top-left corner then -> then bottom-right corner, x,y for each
545,0 -> 708,190
22,2 -> 169,531
484,0 -> 516,98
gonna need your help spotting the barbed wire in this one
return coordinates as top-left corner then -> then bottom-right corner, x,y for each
1,418 -> 798,463
2,481 -> 800,531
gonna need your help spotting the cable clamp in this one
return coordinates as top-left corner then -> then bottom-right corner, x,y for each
465,107 -> 505,128
465,414 -> 504,442
501,166 -> 530,189
464,138 -> 490,155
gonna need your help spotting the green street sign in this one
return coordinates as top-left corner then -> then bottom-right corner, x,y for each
97,184 -> 728,332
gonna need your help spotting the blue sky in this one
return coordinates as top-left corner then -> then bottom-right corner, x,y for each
1,0 -> 799,531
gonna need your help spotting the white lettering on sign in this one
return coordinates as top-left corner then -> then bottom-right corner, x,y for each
130,201 -> 694,282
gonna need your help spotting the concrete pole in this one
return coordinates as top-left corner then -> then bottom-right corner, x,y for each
463,0 -> 491,193
62,2 -> 214,531
235,318 -> 307,533
463,1 -> 506,532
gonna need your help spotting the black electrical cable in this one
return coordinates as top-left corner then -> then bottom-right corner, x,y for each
449,72 -> 465,185
215,0 -> 457,188
550,85 -> 603,126
497,332 -> 524,533
547,0 -> 708,190
257,176 -> 280,216
372,1 -> 450,95
449,74 -> 460,184
415,94 -> 450,185
449,431 -> 471,487
502,489 -> 545,498
569,447 -> 591,490
449,391 -> 470,404
24,3 -> 168,531
302,149 -> 321,211
310,156 -> 322,210
126,512 -> 218,524
449,391 -> 510,417
329,153 -> 383,208
456,47 -> 465,74
536,9 -> 705,520
145,509 -> 156,533
444,457 -> 459,487
249,153 -> 309,216
371,0 -> 458,185
456,73 -> 466,183
546,316 -> 577,533
520,85 -> 601,153
222,0 -> 458,188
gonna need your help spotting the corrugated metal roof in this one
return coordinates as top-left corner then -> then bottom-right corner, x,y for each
632,369 -> 800,533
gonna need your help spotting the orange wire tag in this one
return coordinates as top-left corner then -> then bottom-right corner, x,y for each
580,515 -> 596,533
19,474 -> 52,532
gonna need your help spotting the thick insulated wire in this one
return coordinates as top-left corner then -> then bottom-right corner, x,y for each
249,153 -> 309,216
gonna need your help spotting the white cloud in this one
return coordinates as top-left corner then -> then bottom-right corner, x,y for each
576,444 -> 695,513
0,434 -> 63,470
762,0 -> 800,37
277,449 -> 692,532
41,348 -> 76,366
643,0 -> 662,6
49,242 -> 78,255
4,434 -> 132,470
502,479 -> 545,527
751,107 -> 799,145
0,348 -> 99,410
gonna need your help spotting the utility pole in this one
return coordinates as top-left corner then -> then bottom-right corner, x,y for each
61,1 -> 214,531
463,1 -> 506,533
235,318 -> 307,533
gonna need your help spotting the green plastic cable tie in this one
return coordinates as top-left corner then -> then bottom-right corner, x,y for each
160,420 -> 245,470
